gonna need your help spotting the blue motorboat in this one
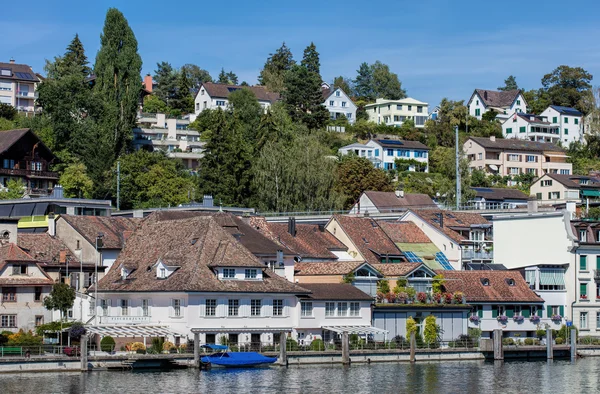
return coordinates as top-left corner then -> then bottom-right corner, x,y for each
200,344 -> 278,368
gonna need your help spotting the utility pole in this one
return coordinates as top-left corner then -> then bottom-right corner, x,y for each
116,161 -> 120,211
455,125 -> 461,210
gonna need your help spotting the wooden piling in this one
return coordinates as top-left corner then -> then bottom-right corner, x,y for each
546,328 -> 553,360
342,332 -> 350,365
279,331 -> 287,366
409,332 -> 416,363
193,332 -> 200,368
570,328 -> 576,362
493,329 -> 503,361
80,334 -> 88,372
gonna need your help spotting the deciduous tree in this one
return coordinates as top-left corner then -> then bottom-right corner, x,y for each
335,155 -> 393,209
258,42 -> 295,93
541,65 -> 594,114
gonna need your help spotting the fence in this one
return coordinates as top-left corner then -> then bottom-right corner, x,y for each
0,345 -> 80,358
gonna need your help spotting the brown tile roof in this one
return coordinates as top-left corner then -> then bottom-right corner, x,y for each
363,191 -> 437,211
0,62 -> 40,82
374,139 -> 430,151
371,262 -> 422,277
440,271 -> 543,303
18,233 -> 81,265
377,221 -> 432,243
410,210 -> 490,243
199,82 -> 280,103
249,217 -> 347,259
542,173 -> 600,190
471,187 -> 529,201
300,283 -> 373,301
95,214 -> 309,294
294,261 -> 365,276
0,243 -> 36,262
516,113 -> 550,125
59,215 -> 142,249
469,137 -> 565,153
0,243 -> 54,286
475,89 -> 520,108
333,215 -> 403,265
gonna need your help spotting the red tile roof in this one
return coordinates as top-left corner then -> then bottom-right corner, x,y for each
333,215 -> 404,265
249,217 -> 347,259
18,233 -> 81,265
371,263 -> 422,277
59,215 -> 142,249
409,210 -> 489,243
294,261 -> 365,276
300,283 -> 373,301
475,89 -> 520,108
440,271 -> 543,303
363,191 -> 437,212
377,221 -> 432,243
0,243 -> 54,286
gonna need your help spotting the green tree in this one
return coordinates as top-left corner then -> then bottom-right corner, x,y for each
470,169 -> 491,187
0,179 -> 25,199
498,75 -> 519,91
42,283 -> 75,346
541,65 -> 594,114
301,42 -> 320,76
228,88 -> 262,145
218,68 -> 238,85
59,161 -> 93,198
283,64 -> 329,130
423,315 -> 440,345
354,62 -> 374,100
371,61 -> 406,100
258,42 -> 295,93
335,155 -> 394,209
143,95 -> 168,113
332,76 -> 353,96
0,117 -> 15,131
181,64 -> 212,91
406,316 -> 417,336
0,103 -> 17,121
93,7 -> 142,158
153,61 -> 178,105
523,88 -> 551,114
63,33 -> 91,76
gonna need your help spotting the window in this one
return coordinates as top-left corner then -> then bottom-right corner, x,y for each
196,103 -> 199,111
350,302 -> 360,316
89,299 -> 96,316
142,299 -> 150,317
335,91 -> 340,97
216,100 -> 226,106
519,126 -> 526,133
228,299 -> 239,316
34,287 -> 42,302
414,151 -> 426,158
565,128 -> 568,135
517,99 -> 521,105
408,105 -> 412,111
35,315 -> 44,326
0,315 -> 16,328
273,299 -> 283,316
541,180 -> 553,187
245,269 -> 257,279
121,299 -> 129,316
251,299 -> 262,316
386,149 -> 393,156
417,106 -> 423,113
509,167 -> 520,175
347,113 -> 352,120
397,104 -> 402,110
337,302 -> 348,317
552,116 -> 557,123
203,101 -> 207,109
301,301 -> 313,317
159,268 -> 166,279
549,191 -> 560,199
526,155 -> 537,162
564,117 -> 569,124
475,108 -> 481,116
580,230 -> 588,243
581,283 -> 588,298
173,299 -> 182,317
2,287 -> 16,302
526,169 -> 537,175
206,299 -> 216,316
12,265 -> 26,275
101,299 -> 109,316
575,118 -> 579,125
481,278 -> 490,286
329,100 -> 334,106
478,153 -> 483,160
342,102 -> 347,108
508,154 -> 520,161
0,82 -> 11,91
374,149 -> 379,157
536,193 -> 542,200
506,127 -> 512,134
581,312 -> 588,329
223,269 -> 235,279
597,312 -> 600,329
325,302 -> 335,317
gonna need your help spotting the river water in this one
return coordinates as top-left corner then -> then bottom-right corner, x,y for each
2,358 -> 598,394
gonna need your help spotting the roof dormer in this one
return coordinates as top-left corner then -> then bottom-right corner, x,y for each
154,259 -> 179,280
217,267 -> 263,281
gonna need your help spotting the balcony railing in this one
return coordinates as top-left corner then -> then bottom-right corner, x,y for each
16,91 -> 36,98
0,168 -> 58,178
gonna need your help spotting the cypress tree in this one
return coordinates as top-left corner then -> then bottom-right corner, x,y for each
93,7 -> 142,158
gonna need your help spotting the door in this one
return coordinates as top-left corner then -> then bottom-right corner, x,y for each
205,334 -> 216,345
251,333 -> 261,351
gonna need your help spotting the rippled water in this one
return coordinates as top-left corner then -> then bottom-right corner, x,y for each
2,358 -> 598,394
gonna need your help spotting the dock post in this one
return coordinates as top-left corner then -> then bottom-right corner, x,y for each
570,329 -> 577,362
546,328 -> 553,360
493,329 -> 503,361
279,331 -> 287,366
80,334 -> 88,372
193,332 -> 200,368
342,331 -> 350,365
409,331 -> 416,363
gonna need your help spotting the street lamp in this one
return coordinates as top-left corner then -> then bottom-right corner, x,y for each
94,233 -> 104,325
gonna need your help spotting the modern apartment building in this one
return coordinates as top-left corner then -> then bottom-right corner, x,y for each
134,113 -> 203,170
0,59 -> 40,115
338,139 -> 430,172
502,106 -> 584,145
365,98 -> 429,128
467,89 -> 526,121
464,136 -> 571,179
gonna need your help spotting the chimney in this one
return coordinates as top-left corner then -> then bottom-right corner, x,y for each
288,217 -> 296,237
59,250 -> 67,264
484,91 -> 488,101
438,213 -> 444,228
395,190 -> 404,198
490,136 -> 496,142
9,58 -> 15,64
48,213 -> 56,236
143,74 -> 153,93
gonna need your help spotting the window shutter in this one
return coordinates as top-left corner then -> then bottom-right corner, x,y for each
492,308 -> 498,318
522,308 -> 530,318
284,299 -> 289,317
218,299 -> 227,317
537,308 -> 542,317
264,299 -> 272,317
559,305 -> 564,316
547,305 -> 552,317
148,299 -> 152,317
505,306 -> 514,317
199,299 -> 206,317
477,309 -> 483,318
117,299 -> 122,316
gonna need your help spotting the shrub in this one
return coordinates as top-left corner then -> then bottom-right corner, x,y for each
151,337 -> 165,352
405,287 -> 416,300
453,292 -> 464,304
443,292 -> 453,304
432,274 -> 445,294
163,341 -> 175,351
385,292 -> 397,303
178,343 -> 187,353
7,330 -> 43,346
130,342 -> 146,352
502,338 -> 515,346
406,317 -> 417,337
68,322 -> 86,339
468,328 -> 482,340
536,329 -> 546,339
392,335 -> 409,348
432,292 -> 442,303
423,315 -> 440,346
377,280 -> 390,294
100,336 -> 115,352
417,292 -> 427,303
555,337 -> 565,345
286,338 -> 299,351
524,338 -> 534,346
310,339 -> 324,351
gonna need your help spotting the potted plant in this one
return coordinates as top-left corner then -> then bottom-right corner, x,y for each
513,315 -> 525,323
432,292 -> 442,304
530,315 -> 541,324
453,292 -> 464,304
551,314 -> 562,323
416,292 -> 427,304
469,315 -> 480,324
443,292 -> 453,304
385,292 -> 397,303
376,291 -> 385,303
580,294 -> 588,300
396,292 -> 408,304
497,315 -> 509,324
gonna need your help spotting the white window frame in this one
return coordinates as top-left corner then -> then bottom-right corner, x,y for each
251,299 -> 262,317
301,301 -> 313,317
325,302 -> 335,317
172,299 -> 182,318
581,312 -> 588,329
350,302 -> 360,317
142,299 -> 150,317
228,299 -> 240,316
223,268 -> 235,279
245,269 -> 257,279
121,299 -> 129,316
206,299 -> 217,317
337,302 -> 348,317
273,299 -> 283,316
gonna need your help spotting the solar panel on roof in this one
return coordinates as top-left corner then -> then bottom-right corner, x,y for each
378,140 -> 404,146
404,251 -> 423,263
435,252 -> 454,270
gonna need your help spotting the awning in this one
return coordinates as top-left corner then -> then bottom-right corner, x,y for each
321,325 -> 388,335
539,270 -> 555,285
525,270 -> 535,284
86,325 -> 176,337
581,190 -> 600,197
191,327 -> 293,334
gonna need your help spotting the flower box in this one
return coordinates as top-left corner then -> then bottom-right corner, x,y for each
580,295 -> 588,300
469,315 -> 480,324
513,315 -> 525,323
550,314 -> 562,323
497,315 -> 509,324
530,315 -> 541,324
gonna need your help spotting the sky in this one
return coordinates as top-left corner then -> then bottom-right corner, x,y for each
2,0 -> 600,107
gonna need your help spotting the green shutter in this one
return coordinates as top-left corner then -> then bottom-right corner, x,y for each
553,116 -> 557,123
522,308 -> 530,318
547,305 -> 552,317
581,283 -> 587,296
560,305 -> 564,316
478,309 -> 483,318
596,256 -> 600,271
536,193 -> 542,200
517,100 -> 521,105
564,117 -> 568,123
575,118 -> 579,124
506,306 -> 514,317
506,128 -> 512,134
520,126 -> 526,133
492,308 -> 498,318
581,255 -> 587,271
565,128 -> 568,135
537,308 -> 542,317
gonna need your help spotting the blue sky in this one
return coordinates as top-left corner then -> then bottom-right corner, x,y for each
2,0 -> 600,106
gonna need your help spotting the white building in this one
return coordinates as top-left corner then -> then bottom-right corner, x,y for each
502,113 -> 560,143
467,89 -> 526,121
193,82 -> 279,116
0,59 -> 40,115
365,98 -> 429,128
321,84 -> 357,124
338,139 -> 430,171
540,105 -> 584,145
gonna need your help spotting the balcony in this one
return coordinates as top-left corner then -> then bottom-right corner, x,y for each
0,168 -> 58,179
461,249 -> 494,261
16,91 -> 37,99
